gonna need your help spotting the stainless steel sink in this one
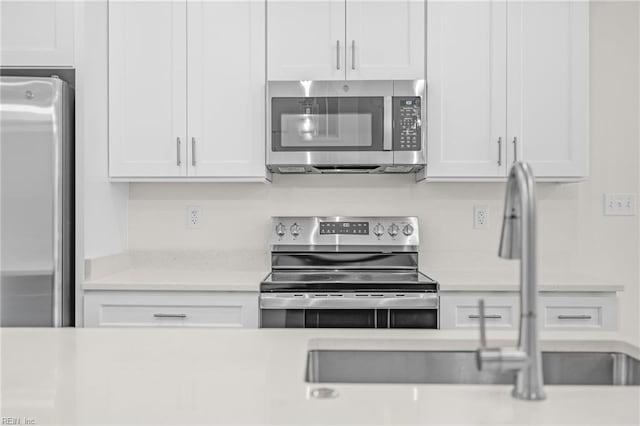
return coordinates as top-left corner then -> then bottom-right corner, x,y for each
306,350 -> 640,386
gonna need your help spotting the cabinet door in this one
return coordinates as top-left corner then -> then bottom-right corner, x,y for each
506,1 -> 588,178
267,0 -> 345,81
426,1 -> 507,178
187,1 -> 266,178
0,0 -> 75,66
346,0 -> 424,80
108,0 -> 187,178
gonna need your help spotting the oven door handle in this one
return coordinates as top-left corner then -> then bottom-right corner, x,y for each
259,294 -> 439,309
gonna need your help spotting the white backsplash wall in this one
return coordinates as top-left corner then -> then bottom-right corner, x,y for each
127,3 -> 640,344
129,178 -> 581,273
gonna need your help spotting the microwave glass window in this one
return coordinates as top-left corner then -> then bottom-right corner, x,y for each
280,113 -> 372,148
272,97 -> 384,151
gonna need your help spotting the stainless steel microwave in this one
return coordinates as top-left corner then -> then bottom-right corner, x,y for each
266,80 -> 426,174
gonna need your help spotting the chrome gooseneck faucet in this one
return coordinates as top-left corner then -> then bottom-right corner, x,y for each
476,162 -> 546,401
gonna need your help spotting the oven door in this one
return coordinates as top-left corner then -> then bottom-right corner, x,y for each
260,293 -> 439,329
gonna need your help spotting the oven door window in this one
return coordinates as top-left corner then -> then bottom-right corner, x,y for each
271,97 -> 384,151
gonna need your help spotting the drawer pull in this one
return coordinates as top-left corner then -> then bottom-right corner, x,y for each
468,314 -> 502,319
557,314 -> 592,320
153,313 -> 187,319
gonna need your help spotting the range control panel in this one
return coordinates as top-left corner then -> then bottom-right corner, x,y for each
271,216 -> 419,247
393,97 -> 422,151
319,221 -> 369,235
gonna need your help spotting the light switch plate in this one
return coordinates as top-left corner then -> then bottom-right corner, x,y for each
603,193 -> 636,216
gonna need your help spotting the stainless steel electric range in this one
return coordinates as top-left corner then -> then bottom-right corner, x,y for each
260,216 -> 439,329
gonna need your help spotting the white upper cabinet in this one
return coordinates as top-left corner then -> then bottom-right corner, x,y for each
426,1 -> 507,178
109,1 -> 187,178
0,0 -> 75,66
427,0 -> 589,181
187,1 -> 266,178
267,0 -> 425,81
108,0 -> 266,180
267,0 -> 345,81
346,0 -> 424,80
506,1 -> 589,178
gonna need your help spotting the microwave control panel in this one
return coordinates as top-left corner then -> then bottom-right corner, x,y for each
393,97 -> 422,151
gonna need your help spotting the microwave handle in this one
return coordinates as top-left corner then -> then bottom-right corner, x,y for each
383,96 -> 392,151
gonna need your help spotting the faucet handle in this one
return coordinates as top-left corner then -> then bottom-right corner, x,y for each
476,298 -> 529,373
478,299 -> 488,347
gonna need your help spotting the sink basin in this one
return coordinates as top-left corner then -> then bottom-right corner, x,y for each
306,350 -> 640,386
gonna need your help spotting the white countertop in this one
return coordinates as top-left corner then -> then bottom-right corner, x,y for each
2,328 -> 638,426
431,269 -> 625,293
83,268 -> 264,291
83,266 -> 623,293
83,251 -> 624,293
83,250 -> 268,292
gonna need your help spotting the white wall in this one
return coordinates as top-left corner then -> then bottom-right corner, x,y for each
124,2 -> 639,344
77,1 -> 128,259
584,1 -> 639,345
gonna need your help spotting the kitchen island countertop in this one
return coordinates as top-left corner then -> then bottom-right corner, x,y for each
2,328 -> 639,425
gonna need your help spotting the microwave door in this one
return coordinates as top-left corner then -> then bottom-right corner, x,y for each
272,97 -> 384,152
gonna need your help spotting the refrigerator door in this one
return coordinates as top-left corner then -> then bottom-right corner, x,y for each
0,77 -> 70,326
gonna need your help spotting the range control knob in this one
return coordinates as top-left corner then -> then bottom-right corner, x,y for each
373,223 -> 385,238
275,222 -> 286,237
402,224 -> 414,236
388,223 -> 399,237
290,223 -> 301,237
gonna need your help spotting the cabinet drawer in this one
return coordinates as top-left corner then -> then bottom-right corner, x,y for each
440,293 -> 518,330
100,304 -> 243,327
84,291 -> 259,328
540,294 -> 616,331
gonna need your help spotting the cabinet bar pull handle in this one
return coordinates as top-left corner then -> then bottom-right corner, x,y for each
557,315 -> 592,320
497,137 -> 502,166
153,313 -> 187,319
351,40 -> 356,70
191,137 -> 196,166
176,137 -> 182,166
336,40 -> 340,70
469,314 -> 502,319
512,137 -> 518,163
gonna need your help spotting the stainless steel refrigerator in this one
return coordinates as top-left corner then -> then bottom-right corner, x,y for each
0,76 -> 74,327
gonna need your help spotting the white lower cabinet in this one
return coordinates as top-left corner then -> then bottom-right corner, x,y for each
540,293 -> 617,330
440,293 -> 519,330
84,291 -> 259,328
440,291 -> 617,331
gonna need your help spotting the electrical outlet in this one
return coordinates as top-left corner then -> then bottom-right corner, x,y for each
473,205 -> 489,229
187,206 -> 202,228
603,193 -> 636,216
